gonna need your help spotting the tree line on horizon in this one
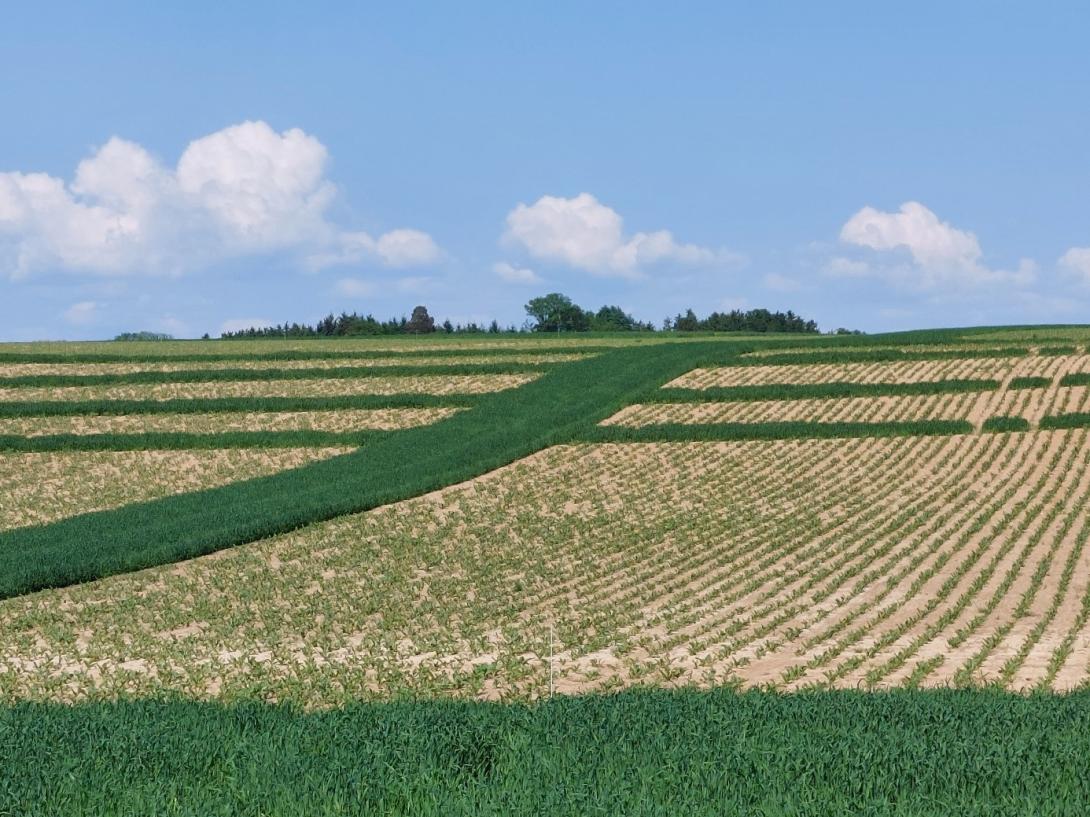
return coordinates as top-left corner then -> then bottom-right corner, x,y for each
207,293 -> 836,339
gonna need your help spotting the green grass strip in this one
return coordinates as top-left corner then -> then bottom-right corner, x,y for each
733,347 -> 1029,367
647,379 -> 999,403
1059,373 -> 1090,387
3,688 -> 1090,816
0,362 -> 546,388
0,431 -> 375,452
0,394 -> 476,416
585,419 -> 972,443
0,342 -> 728,599
1038,345 -> 1078,356
0,346 -> 613,364
1040,413 -> 1090,430
1009,376 -> 1052,389
981,416 -> 1031,433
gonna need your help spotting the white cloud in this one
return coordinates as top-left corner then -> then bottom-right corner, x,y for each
220,317 -> 273,334
62,301 -> 98,325
375,229 -> 441,267
1059,247 -> 1090,284
838,201 -> 1035,289
503,192 -> 738,278
335,277 -> 375,297
493,261 -> 542,284
395,275 -> 437,294
0,121 -> 440,279
823,256 -> 871,278
763,272 -> 801,292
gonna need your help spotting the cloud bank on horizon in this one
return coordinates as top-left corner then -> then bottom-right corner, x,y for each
0,121 -> 441,280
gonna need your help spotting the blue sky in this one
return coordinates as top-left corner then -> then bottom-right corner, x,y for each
2,1 -> 1089,339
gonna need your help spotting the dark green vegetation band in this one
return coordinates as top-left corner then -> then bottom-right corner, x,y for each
981,416 -> 1032,433
0,342 -> 726,599
0,362 -> 546,388
585,419 -> 973,443
0,394 -> 475,416
733,347 -> 1029,367
1059,373 -> 1090,387
647,379 -> 999,403
1038,345 -> 1079,356
0,431 -> 375,452
0,345 -> 614,364
1008,376 -> 1052,389
1040,413 -> 1090,430
3,689 -> 1089,816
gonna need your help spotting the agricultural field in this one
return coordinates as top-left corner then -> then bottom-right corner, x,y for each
5,328 -> 1090,812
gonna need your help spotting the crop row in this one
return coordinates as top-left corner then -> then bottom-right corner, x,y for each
0,342 -> 723,599
673,352 -> 1090,389
0,448 -> 349,532
6,431 -> 1089,704
0,353 -> 587,378
0,373 -> 538,404
0,407 -> 458,438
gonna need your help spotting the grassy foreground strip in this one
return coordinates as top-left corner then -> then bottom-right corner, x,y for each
0,362 -> 546,388
3,689 -> 1089,816
586,419 -> 973,443
648,378 -> 999,403
0,342 -> 728,599
0,394 -> 475,416
0,430 -> 374,452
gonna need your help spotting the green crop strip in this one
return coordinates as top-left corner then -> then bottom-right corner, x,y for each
646,379 -> 999,403
0,342 -> 730,599
0,345 -> 616,364
1059,373 -> 1090,387
1009,376 -> 1052,389
0,431 -> 376,452
1040,413 -> 1090,430
0,394 -> 477,416
732,347 -> 1029,367
1038,345 -> 1079,356
585,419 -> 973,443
981,416 -> 1032,433
0,362 -> 547,388
3,689 -> 1090,816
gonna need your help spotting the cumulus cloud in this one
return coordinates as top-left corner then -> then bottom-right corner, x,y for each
335,277 -> 375,298
838,201 -> 1035,289
493,261 -> 542,284
763,272 -> 801,292
1059,247 -> 1090,284
503,192 -> 739,278
0,121 -> 440,279
62,301 -> 98,325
